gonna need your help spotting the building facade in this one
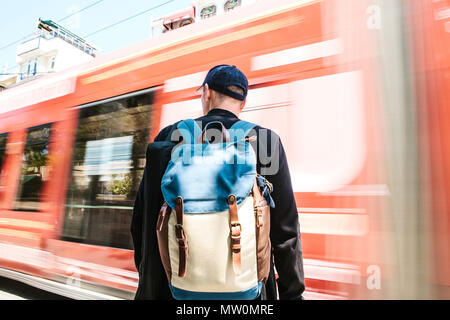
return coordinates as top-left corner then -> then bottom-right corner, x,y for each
151,0 -> 257,37
0,19 -> 97,89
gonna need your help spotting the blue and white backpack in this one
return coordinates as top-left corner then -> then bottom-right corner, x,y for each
156,119 -> 274,300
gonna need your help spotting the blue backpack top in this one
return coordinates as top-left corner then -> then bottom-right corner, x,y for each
161,119 -> 258,213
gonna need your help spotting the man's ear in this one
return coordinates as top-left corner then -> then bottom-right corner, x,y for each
240,99 -> 247,111
204,83 -> 211,101
202,83 -> 212,114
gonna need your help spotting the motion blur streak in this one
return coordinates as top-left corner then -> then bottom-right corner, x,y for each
0,0 -> 449,299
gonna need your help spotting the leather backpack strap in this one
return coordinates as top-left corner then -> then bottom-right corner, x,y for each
252,177 -> 269,228
175,196 -> 188,278
157,202 -> 169,232
228,194 -> 242,276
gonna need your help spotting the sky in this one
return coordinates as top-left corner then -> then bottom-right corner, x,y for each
0,0 -> 194,73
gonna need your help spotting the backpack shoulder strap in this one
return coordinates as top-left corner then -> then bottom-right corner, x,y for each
176,119 -> 202,144
229,120 -> 257,142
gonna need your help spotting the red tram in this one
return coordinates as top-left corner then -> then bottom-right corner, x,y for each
0,0 -> 449,299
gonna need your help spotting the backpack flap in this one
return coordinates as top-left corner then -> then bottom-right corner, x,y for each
161,120 -> 257,214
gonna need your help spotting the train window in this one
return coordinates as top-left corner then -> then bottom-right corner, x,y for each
62,89 -> 154,250
13,124 -> 52,212
0,133 -> 8,173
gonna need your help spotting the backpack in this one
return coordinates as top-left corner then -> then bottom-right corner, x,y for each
156,119 -> 274,300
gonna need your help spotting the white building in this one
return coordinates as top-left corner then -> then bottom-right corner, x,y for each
0,19 -> 98,88
193,0 -> 255,19
151,0 -> 256,37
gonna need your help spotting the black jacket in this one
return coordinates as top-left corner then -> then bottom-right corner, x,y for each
131,108 -> 305,300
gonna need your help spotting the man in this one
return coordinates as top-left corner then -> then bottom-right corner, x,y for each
131,65 -> 305,300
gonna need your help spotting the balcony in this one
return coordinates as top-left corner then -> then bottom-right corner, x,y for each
16,31 -> 96,62
16,36 -> 43,57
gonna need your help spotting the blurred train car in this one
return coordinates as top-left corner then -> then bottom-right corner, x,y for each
0,0 -> 448,299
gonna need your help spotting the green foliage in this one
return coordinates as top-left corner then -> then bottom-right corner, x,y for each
22,148 -> 47,175
26,148 -> 47,167
108,174 -> 132,197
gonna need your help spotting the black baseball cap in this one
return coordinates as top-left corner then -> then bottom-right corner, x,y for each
199,65 -> 248,101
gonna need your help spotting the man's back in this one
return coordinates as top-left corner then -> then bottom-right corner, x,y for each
131,108 -> 305,300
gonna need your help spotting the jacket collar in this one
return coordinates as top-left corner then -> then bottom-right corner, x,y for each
207,108 -> 239,119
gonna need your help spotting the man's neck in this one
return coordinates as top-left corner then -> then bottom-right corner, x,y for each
208,106 -> 240,117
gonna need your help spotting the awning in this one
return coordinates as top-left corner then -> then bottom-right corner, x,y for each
38,18 -> 88,44
163,7 -> 195,25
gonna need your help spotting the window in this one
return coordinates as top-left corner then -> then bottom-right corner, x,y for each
33,59 -> 38,75
224,0 -> 241,12
26,61 -> 31,76
49,56 -> 56,71
179,18 -> 194,27
0,133 -> 8,199
62,89 -> 154,249
84,46 -> 96,57
200,5 -> 216,19
14,124 -> 52,212
0,133 -> 9,175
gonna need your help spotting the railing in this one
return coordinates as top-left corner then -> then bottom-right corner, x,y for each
47,30 -> 96,57
17,31 -> 96,57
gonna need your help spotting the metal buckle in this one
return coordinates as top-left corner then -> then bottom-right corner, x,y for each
265,180 -> 273,193
228,194 -> 236,204
175,224 -> 186,241
255,209 -> 264,228
230,222 -> 242,239
231,221 -> 242,231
